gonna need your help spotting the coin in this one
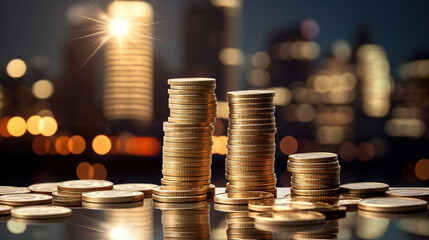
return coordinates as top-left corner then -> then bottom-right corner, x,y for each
338,197 -> 362,211
291,188 -> 340,196
0,205 -> 12,215
82,190 -> 144,203
214,192 -> 274,205
168,78 -> 215,85
340,182 -> 389,194
227,90 -> 275,99
0,186 -> 30,195
248,198 -> 294,212
82,201 -> 143,209
287,161 -> 340,168
288,152 -> 338,163
0,194 -> 52,206
291,177 -> 340,185
11,206 -> 72,219
288,166 -> 340,174
153,194 -> 207,203
28,182 -> 58,194
291,182 -> 340,190
57,180 -> 114,193
292,172 -> 340,179
385,188 -> 429,201
252,211 -> 325,226
153,186 -> 208,197
272,201 -> 332,213
358,197 -> 427,213
113,183 -> 158,197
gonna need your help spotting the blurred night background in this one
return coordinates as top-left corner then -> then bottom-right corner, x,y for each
0,0 -> 429,187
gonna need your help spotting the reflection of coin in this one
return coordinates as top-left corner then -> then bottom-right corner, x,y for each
340,182 -> 389,193
248,198 -> 294,212
0,194 -> 52,206
272,201 -> 332,213
358,197 -> 427,212
0,205 -> 12,215
82,191 -> 144,203
215,192 -> 274,205
57,180 -> 114,193
386,188 -> 429,201
11,206 -> 72,219
28,182 -> 58,194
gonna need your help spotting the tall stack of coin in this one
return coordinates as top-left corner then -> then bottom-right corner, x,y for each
104,1 -> 154,123
226,90 -> 277,195
288,152 -> 340,197
157,78 -> 216,201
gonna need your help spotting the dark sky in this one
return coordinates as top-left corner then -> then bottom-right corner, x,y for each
0,0 -> 429,80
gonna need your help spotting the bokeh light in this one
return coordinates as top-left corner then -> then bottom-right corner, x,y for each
219,48 -> 244,66
7,220 -> 26,234
339,141 -> 356,162
279,136 -> 298,155
76,161 -> 92,179
32,136 -> 49,155
6,59 -> 27,78
55,136 -> 70,155
300,19 -> 319,39
0,117 -> 11,137
124,137 -> 160,156
415,159 -> 429,181
92,135 -> 112,155
38,116 -> 58,137
7,116 -> 27,137
26,115 -> 42,135
356,142 -> 375,162
68,135 -> 86,155
90,163 -> 108,180
213,135 -> 227,155
31,79 -> 54,99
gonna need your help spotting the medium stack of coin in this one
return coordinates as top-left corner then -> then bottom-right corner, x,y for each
158,78 -> 217,202
159,202 -> 211,239
53,180 -> 114,206
288,152 -> 340,197
226,90 -> 277,195
340,182 -> 388,198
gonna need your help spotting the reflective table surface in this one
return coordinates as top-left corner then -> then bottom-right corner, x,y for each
0,188 -> 428,240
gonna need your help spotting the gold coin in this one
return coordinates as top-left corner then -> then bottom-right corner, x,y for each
340,182 -> 389,193
57,180 -> 114,193
168,89 -> 215,95
162,175 -> 210,181
162,170 -> 210,177
82,190 -> 144,203
163,125 -> 214,132
386,188 -> 429,201
287,166 -> 341,174
252,211 -> 325,226
229,118 -> 276,125
163,156 -> 211,162
82,201 -> 143,210
287,161 -> 339,168
358,197 -> 427,213
168,103 -> 217,109
227,90 -> 275,99
225,159 -> 274,166
153,186 -> 207,197
228,179 -> 277,186
292,172 -> 340,179
227,133 -> 274,141
0,194 -> 52,206
226,174 -> 276,182
168,118 -> 216,124
164,136 -> 213,143
227,144 -> 276,151
169,112 -> 217,119
0,205 -> 12,215
229,107 -> 275,114
272,201 -> 332,213
287,194 -> 340,202
162,146 -> 212,153
0,186 -> 30,195
338,197 -> 362,211
52,200 -> 82,207
227,149 -> 276,155
163,141 -> 212,148
168,78 -> 215,86
169,85 -> 215,91
168,94 -> 216,100
11,206 -> 72,219
229,113 -> 274,119
28,182 -> 58,194
161,178 -> 210,186
226,184 -> 276,192
229,123 -> 276,130
52,191 -> 81,202
288,152 -> 338,163
229,102 -> 274,108
169,108 -> 217,115
291,177 -> 340,185
163,160 -> 211,167
291,188 -> 340,196
227,139 -> 275,145
226,169 -> 274,176
248,198 -> 294,212
215,191 -> 274,205
163,131 -> 213,137
113,183 -> 158,196
153,194 -> 207,203
169,98 -> 216,104
226,164 -> 273,171
291,182 -> 340,190
228,97 -> 274,104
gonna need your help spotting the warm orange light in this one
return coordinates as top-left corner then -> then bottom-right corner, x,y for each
6,59 -> 27,78
92,135 -> 112,155
38,116 -> 57,136
68,135 -> 86,155
90,163 -> 108,180
279,136 -> 298,155
48,137 -> 57,155
32,79 -> 54,99
124,137 -> 160,156
26,115 -> 42,135
0,117 -> 11,137
32,136 -> 49,155
356,142 -> 375,162
7,117 -> 27,137
109,136 -> 120,154
55,136 -> 70,156
415,159 -> 429,181
217,135 -> 227,155
76,161 -> 92,179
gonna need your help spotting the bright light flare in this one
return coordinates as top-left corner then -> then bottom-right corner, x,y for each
109,18 -> 129,37
109,227 -> 132,240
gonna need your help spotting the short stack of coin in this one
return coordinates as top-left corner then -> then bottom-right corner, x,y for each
340,182 -> 388,198
53,180 -> 114,206
288,152 -> 340,197
158,78 -> 217,201
226,90 -> 277,195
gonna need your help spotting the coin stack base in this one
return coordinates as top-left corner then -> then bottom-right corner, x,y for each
340,182 -> 389,198
54,180 -> 114,206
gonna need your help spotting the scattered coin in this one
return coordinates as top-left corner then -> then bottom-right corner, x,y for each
340,182 -> 389,194
0,205 -> 12,215
82,190 -> 144,203
28,182 -> 58,194
57,180 -> 114,193
0,186 -> 30,195
358,197 -> 427,213
386,188 -> 429,201
0,194 -> 52,206
11,206 -> 72,219
113,183 -> 158,198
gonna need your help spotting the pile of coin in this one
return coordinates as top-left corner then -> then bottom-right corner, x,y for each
53,180 -> 114,206
340,182 -> 388,198
358,197 -> 427,213
225,90 -> 277,195
386,188 -> 429,201
28,182 -> 58,195
157,78 -> 217,202
158,202 -> 211,239
11,206 -> 72,220
288,152 -> 340,197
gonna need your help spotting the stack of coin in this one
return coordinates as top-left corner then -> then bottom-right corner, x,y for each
226,90 -> 277,195
53,180 -> 114,206
340,182 -> 388,198
288,152 -> 340,197
104,1 -> 154,123
158,78 -> 217,201
159,202 -> 211,239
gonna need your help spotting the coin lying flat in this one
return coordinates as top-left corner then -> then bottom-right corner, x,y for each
28,182 -> 58,194
215,192 -> 274,205
57,180 -> 114,193
252,211 -> 325,226
153,194 -> 207,203
288,152 -> 338,163
0,205 -> 12,215
272,201 -> 332,213
0,186 -> 30,195
248,198 -> 293,212
11,206 -> 72,219
358,197 -> 427,213
113,183 -> 158,197
338,197 -> 362,211
153,186 -> 207,197
341,182 -> 389,194
386,188 -> 429,201
0,194 -> 52,206
82,190 -> 144,203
